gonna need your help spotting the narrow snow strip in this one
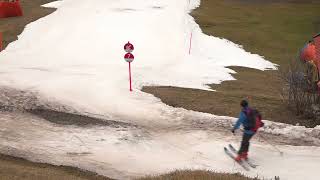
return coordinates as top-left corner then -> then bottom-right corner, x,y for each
0,112 -> 319,180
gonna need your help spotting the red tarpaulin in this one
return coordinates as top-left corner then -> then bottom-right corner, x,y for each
314,34 -> 320,70
0,0 -> 23,18
300,42 -> 316,62
313,33 -> 320,92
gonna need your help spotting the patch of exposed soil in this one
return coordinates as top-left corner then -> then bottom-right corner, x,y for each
29,109 -> 133,128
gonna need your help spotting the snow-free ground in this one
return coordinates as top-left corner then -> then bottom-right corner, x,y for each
0,0 -> 319,179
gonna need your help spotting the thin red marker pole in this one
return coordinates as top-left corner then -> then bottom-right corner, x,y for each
129,62 -> 132,91
189,32 -> 193,55
0,32 -> 2,51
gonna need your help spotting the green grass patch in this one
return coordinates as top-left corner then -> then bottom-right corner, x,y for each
192,0 -> 320,65
144,0 -> 320,127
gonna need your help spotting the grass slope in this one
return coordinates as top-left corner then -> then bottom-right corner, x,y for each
143,0 -> 320,127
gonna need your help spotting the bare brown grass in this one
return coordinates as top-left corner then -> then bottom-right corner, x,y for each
137,170 -> 258,180
143,0 -> 320,127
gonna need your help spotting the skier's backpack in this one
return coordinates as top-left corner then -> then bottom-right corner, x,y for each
244,108 -> 264,132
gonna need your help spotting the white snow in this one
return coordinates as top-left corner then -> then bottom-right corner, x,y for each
0,0 -> 276,123
0,0 -> 318,180
1,111 -> 320,180
41,0 -> 64,8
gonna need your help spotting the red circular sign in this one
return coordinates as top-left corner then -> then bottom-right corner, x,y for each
124,52 -> 134,62
124,42 -> 134,53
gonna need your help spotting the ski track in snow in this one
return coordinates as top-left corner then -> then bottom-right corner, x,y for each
1,111 -> 320,180
0,0 -> 319,180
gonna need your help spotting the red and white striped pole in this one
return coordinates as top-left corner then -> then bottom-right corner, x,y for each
129,62 -> 132,91
188,31 -> 193,55
124,42 -> 135,92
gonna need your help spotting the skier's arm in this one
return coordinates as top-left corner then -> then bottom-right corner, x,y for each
233,112 -> 246,130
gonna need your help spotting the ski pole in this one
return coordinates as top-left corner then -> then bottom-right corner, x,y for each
239,129 -> 284,156
258,133 -> 284,156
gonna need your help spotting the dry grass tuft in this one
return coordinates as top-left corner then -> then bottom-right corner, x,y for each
136,170 -> 259,180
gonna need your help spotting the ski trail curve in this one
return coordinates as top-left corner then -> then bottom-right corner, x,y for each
0,111 -> 319,180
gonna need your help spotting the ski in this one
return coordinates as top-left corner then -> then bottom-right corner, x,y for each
228,144 -> 258,168
224,147 -> 250,171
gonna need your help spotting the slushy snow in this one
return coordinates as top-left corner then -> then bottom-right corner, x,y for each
0,0 -> 319,180
0,0 -> 276,122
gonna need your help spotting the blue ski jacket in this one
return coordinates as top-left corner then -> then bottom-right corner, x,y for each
233,106 -> 255,135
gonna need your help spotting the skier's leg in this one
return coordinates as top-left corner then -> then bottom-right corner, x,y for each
243,134 -> 254,159
238,133 -> 247,155
242,134 -> 250,152
236,133 -> 249,161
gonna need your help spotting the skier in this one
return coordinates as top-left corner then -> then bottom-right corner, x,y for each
231,100 -> 264,162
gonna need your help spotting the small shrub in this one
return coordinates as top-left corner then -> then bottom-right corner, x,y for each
280,58 -> 320,122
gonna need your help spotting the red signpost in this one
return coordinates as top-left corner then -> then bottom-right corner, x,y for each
124,41 -> 134,53
124,42 -> 134,91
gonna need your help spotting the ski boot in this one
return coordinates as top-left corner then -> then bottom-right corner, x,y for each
235,152 -> 248,162
242,151 -> 248,160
